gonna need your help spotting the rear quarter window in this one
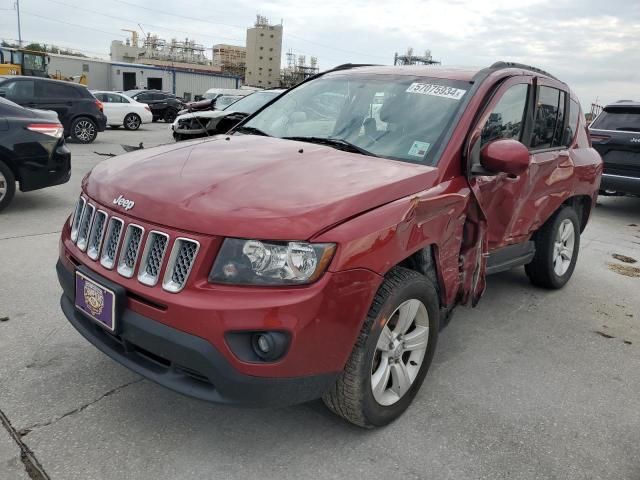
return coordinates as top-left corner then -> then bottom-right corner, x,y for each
39,82 -> 81,99
590,108 -> 640,132
530,86 -> 566,150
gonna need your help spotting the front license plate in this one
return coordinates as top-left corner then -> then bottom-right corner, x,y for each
75,271 -> 117,332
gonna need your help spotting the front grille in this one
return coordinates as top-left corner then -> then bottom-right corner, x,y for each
76,203 -> 96,252
70,197 -> 86,242
163,238 -> 200,293
71,195 -> 200,292
117,224 -> 145,278
100,217 -> 124,270
138,231 -> 169,286
87,211 -> 108,260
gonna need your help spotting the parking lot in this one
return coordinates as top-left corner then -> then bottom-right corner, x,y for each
0,123 -> 639,479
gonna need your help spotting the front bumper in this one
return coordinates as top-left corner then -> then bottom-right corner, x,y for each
600,173 -> 640,196
57,260 -> 339,407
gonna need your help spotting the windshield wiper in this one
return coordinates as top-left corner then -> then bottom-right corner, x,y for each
282,136 -> 376,156
235,125 -> 270,136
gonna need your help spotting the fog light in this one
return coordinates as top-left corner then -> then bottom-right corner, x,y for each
250,332 -> 288,361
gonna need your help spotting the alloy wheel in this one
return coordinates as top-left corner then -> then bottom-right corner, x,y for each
0,171 -> 6,202
74,120 -> 95,142
371,299 -> 430,406
553,218 -> 575,276
126,115 -> 140,129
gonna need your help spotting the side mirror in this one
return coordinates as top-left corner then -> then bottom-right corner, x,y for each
480,139 -> 530,176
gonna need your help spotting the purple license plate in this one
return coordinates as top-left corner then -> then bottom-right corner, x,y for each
75,271 -> 116,332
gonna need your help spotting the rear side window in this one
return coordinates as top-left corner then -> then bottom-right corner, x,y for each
151,93 -> 165,101
136,93 -> 151,102
1,80 -> 35,100
563,100 -> 581,145
530,86 -> 566,150
590,108 -> 640,132
39,82 -> 81,99
481,83 -> 528,147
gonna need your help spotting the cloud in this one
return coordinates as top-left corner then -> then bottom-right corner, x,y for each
0,0 -> 637,105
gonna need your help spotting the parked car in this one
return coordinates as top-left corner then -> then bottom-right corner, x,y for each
56,62 -> 601,428
202,87 -> 253,100
172,89 -> 285,141
589,100 -> 640,196
0,75 -> 106,143
91,91 -> 153,130
123,90 -> 183,123
0,96 -> 71,211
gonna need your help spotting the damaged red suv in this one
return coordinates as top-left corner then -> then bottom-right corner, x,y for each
57,62 -> 602,427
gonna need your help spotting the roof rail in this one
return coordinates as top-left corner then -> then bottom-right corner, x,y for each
489,61 -> 560,81
330,63 -> 380,72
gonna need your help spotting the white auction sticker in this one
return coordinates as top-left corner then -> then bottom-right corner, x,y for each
406,83 -> 467,100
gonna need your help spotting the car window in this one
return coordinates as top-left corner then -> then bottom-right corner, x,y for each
563,99 -> 581,145
530,86 -> 566,150
93,93 -> 106,102
39,82 -> 80,99
243,74 -> 470,165
1,80 -> 35,100
481,83 -> 528,147
590,107 -> 640,132
151,93 -> 165,101
135,93 -> 151,102
103,93 -> 125,103
116,94 -> 130,103
223,91 -> 280,113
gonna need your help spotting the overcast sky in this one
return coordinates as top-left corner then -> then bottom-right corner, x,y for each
1,0 -> 639,106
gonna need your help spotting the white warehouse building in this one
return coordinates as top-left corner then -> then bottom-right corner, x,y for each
48,54 -> 241,100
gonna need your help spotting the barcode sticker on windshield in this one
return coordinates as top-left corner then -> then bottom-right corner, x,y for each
406,83 -> 467,100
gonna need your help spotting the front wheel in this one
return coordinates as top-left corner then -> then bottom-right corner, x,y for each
164,109 -> 178,123
322,267 -> 439,428
525,206 -> 581,289
123,113 -> 141,130
0,161 -> 16,212
71,117 -> 98,143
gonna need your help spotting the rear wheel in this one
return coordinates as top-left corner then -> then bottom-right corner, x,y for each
124,113 -> 141,130
71,117 -> 98,143
525,206 -> 580,289
322,267 -> 439,428
164,109 -> 178,123
0,161 -> 16,213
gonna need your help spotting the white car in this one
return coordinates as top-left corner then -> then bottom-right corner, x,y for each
91,91 -> 153,130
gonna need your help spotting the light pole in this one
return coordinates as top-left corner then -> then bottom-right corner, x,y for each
15,0 -> 22,47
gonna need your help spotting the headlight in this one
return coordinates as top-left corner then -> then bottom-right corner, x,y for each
209,239 -> 336,286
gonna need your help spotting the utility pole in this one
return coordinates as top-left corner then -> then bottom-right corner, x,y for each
15,0 -> 23,47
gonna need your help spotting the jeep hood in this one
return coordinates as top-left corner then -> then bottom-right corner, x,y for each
85,135 -> 439,240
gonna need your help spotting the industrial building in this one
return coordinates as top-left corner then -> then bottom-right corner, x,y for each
48,54 -> 240,100
212,44 -> 246,77
245,16 -> 283,87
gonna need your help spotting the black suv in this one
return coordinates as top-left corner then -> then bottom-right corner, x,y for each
124,90 -> 183,122
590,101 -> 640,196
0,76 -> 107,143
0,97 -> 71,211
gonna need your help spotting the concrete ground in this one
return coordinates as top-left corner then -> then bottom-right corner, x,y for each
1,123 -> 639,480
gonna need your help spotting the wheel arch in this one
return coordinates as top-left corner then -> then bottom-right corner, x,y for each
0,148 -> 20,182
562,195 -> 592,232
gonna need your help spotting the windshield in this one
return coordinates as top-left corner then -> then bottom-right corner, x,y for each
224,91 -> 280,113
591,108 -> 640,132
241,74 -> 469,164
216,95 -> 242,109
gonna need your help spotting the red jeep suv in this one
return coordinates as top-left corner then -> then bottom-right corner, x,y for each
57,62 -> 602,427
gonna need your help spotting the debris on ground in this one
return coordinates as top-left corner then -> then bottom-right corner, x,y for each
608,263 -> 640,278
624,340 -> 633,345
0,316 -> 8,322
595,330 -> 615,339
612,253 -> 637,264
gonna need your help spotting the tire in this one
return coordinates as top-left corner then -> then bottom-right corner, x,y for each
152,117 -> 159,123
123,113 -> 141,130
71,117 -> 98,143
0,161 -> 16,213
163,109 -> 178,123
322,267 -> 440,428
525,206 -> 580,289
173,133 -> 183,142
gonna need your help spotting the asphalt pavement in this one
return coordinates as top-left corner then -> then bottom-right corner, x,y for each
1,123 -> 639,480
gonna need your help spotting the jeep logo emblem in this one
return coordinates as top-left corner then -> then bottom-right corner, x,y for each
113,195 -> 135,211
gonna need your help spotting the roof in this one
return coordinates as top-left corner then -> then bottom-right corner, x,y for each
605,100 -> 640,108
0,75 -> 87,88
327,65 -> 482,82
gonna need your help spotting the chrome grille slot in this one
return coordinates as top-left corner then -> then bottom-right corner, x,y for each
163,238 -> 200,293
117,224 -> 145,278
100,218 -> 124,270
76,203 -> 95,252
138,231 -> 170,287
87,211 -> 108,260
70,196 -> 86,242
